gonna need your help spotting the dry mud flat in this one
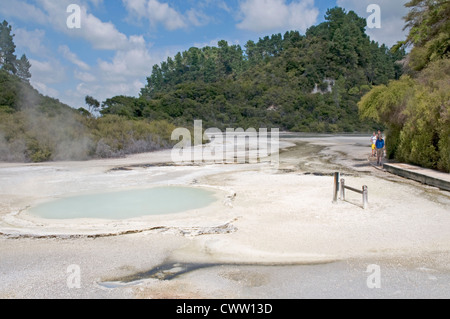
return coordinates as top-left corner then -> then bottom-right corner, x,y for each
0,135 -> 449,299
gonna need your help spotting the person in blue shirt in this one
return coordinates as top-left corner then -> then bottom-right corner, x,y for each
376,134 -> 385,166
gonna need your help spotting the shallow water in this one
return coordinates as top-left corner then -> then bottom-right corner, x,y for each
27,186 -> 217,220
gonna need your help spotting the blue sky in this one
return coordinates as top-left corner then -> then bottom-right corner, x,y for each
0,0 -> 409,110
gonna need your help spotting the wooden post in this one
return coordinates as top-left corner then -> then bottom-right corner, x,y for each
362,185 -> 369,209
333,172 -> 340,203
340,179 -> 346,201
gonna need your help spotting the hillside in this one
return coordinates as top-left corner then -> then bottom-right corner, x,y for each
103,7 -> 405,133
0,68 -> 177,162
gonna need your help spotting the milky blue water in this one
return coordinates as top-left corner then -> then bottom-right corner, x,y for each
28,187 -> 217,220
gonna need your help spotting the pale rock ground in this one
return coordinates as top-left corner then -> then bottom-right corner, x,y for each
0,134 -> 449,299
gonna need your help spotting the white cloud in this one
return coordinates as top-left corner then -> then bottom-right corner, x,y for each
186,9 -> 211,27
29,58 -> 66,84
31,81 -> 60,98
0,0 -> 48,25
75,83 -> 99,97
74,70 -> 96,82
236,0 -> 319,33
122,0 -> 147,17
98,36 -> 154,79
2,0 -> 130,50
68,35 -> 156,105
217,1 -> 232,13
122,0 -> 185,30
122,0 -> 211,30
14,28 -> 48,57
103,80 -> 145,98
32,0 -> 130,50
87,0 -> 104,7
58,45 -> 90,71
147,0 -> 187,30
336,0 -> 409,47
79,10 -> 130,50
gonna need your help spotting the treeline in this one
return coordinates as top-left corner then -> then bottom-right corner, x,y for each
359,0 -> 449,172
102,7 -> 405,133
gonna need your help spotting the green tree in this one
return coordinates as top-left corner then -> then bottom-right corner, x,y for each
0,20 -> 17,74
359,0 -> 450,172
399,0 -> 450,71
16,54 -> 31,82
85,95 -> 100,115
101,95 -> 138,118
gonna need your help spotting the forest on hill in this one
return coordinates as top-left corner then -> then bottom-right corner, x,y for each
101,7 -> 405,133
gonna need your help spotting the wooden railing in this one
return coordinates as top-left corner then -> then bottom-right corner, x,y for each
333,172 -> 368,209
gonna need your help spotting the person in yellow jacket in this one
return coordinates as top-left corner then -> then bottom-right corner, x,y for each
371,132 -> 377,157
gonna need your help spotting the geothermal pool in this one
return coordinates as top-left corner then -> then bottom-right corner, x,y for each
27,186 -> 217,220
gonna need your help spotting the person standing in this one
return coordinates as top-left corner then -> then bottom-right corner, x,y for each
371,132 -> 377,157
376,134 -> 385,166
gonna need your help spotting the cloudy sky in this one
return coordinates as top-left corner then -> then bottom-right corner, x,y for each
1,0 -> 409,110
